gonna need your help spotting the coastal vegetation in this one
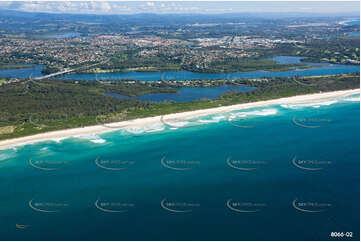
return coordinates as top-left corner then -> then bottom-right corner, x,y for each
0,73 -> 359,140
0,11 -> 359,141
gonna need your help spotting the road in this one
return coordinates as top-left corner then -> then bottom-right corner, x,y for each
33,59 -> 109,80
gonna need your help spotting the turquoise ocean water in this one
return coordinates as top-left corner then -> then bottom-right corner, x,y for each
0,93 -> 359,240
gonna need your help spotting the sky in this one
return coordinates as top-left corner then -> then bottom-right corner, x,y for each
0,1 -> 359,15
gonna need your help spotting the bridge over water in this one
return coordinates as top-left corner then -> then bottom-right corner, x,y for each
33,59 -> 109,80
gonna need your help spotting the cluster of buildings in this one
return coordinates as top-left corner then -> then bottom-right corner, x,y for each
1,30 -> 355,74
193,36 -> 303,49
0,34 -> 187,72
0,33 -> 291,73
0,37 -> 121,70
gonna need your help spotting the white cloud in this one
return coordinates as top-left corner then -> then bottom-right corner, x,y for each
0,1 -> 359,15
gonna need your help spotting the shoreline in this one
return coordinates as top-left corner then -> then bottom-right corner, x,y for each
0,89 -> 359,150
338,19 -> 358,25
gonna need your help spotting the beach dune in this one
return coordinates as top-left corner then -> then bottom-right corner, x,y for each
0,89 -> 359,150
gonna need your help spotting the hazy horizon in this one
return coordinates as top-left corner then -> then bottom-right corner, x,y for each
0,1 -> 359,16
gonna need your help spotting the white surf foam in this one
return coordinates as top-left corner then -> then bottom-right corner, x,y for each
50,137 -> 67,143
165,120 -> 189,127
280,100 -> 338,109
229,108 -> 278,120
90,139 -> 106,144
124,123 -> 165,134
197,115 -> 226,124
73,134 -> 106,144
197,119 -> 217,123
343,97 -> 360,102
146,123 -> 166,133
0,150 -> 16,161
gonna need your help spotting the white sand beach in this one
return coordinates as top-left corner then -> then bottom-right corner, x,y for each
0,89 -> 359,150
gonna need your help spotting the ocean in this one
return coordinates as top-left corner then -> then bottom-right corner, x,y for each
0,94 -> 359,240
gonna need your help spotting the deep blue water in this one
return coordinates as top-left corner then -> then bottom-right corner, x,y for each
105,85 -> 255,102
0,94 -> 359,240
0,56 -> 359,81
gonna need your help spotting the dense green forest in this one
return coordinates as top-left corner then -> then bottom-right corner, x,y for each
0,73 -> 359,140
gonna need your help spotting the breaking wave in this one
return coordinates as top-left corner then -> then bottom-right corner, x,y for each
228,109 -> 278,120
280,100 -> 338,109
343,96 -> 360,102
122,123 -> 165,134
73,134 -> 107,144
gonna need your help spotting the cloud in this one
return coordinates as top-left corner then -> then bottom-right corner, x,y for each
2,1 -> 131,14
0,1 -> 359,15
